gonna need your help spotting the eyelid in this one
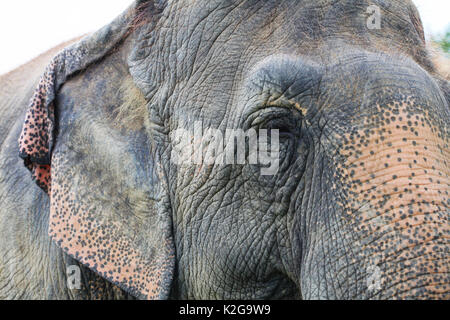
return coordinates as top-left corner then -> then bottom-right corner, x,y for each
266,97 -> 308,117
248,105 -> 300,129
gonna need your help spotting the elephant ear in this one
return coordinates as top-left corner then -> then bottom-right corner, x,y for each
18,1 -> 139,193
18,0 -> 175,300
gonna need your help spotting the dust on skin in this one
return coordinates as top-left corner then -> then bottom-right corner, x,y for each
333,97 -> 449,299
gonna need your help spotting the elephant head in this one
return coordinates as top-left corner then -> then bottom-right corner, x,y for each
18,0 -> 449,299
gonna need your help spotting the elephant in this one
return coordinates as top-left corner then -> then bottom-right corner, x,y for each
0,0 -> 448,300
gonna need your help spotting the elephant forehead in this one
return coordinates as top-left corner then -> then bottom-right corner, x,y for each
166,0 -> 424,64
140,0 -> 428,117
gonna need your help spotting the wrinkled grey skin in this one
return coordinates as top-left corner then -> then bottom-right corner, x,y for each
0,0 -> 449,300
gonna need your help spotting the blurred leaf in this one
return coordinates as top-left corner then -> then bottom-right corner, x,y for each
432,29 -> 450,54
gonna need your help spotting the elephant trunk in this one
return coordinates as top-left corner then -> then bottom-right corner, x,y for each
342,96 -> 449,299
300,97 -> 449,299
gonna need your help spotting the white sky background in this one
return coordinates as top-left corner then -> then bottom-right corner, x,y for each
0,0 -> 449,75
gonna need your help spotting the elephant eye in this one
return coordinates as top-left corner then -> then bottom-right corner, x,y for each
263,117 -> 296,138
254,107 -> 302,139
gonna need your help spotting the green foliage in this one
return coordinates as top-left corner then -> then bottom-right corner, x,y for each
433,29 -> 450,54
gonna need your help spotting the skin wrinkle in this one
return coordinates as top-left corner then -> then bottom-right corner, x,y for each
318,156 -> 337,298
327,170 -> 357,298
384,275 -> 450,299
302,151 -> 327,296
183,3 -> 266,113
349,229 -> 445,276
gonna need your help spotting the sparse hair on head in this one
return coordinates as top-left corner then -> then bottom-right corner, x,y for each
130,0 -> 165,32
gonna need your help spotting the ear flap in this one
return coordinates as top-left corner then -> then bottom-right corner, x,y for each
18,1 -> 143,194
18,0 -> 175,300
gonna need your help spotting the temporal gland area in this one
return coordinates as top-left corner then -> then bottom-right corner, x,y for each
333,99 -> 449,299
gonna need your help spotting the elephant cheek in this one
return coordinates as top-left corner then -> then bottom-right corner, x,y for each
335,100 -> 449,299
